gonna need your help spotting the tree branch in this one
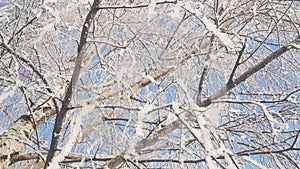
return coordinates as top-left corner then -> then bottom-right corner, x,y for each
0,40 -> 52,93
44,0 -> 101,168
96,1 -> 177,10
198,45 -> 289,107
227,40 -> 246,84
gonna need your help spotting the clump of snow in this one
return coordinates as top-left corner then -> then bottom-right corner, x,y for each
201,17 -> 235,49
136,103 -> 155,137
148,0 -> 156,14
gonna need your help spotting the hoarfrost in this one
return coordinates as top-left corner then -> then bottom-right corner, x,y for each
201,17 -> 235,49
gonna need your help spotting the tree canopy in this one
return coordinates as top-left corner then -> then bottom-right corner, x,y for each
1,0 -> 300,168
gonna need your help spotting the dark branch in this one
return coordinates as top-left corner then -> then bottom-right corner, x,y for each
96,1 -> 177,10
227,40 -> 246,84
198,45 -> 289,107
44,0 -> 101,168
8,16 -> 38,44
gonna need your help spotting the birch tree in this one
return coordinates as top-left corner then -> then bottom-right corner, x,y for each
1,0 -> 300,168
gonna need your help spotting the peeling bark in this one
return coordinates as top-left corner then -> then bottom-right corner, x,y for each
0,115 -> 34,169
0,94 -> 59,168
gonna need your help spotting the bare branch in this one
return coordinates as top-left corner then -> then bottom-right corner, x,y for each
44,0 -> 101,167
198,45 -> 289,107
